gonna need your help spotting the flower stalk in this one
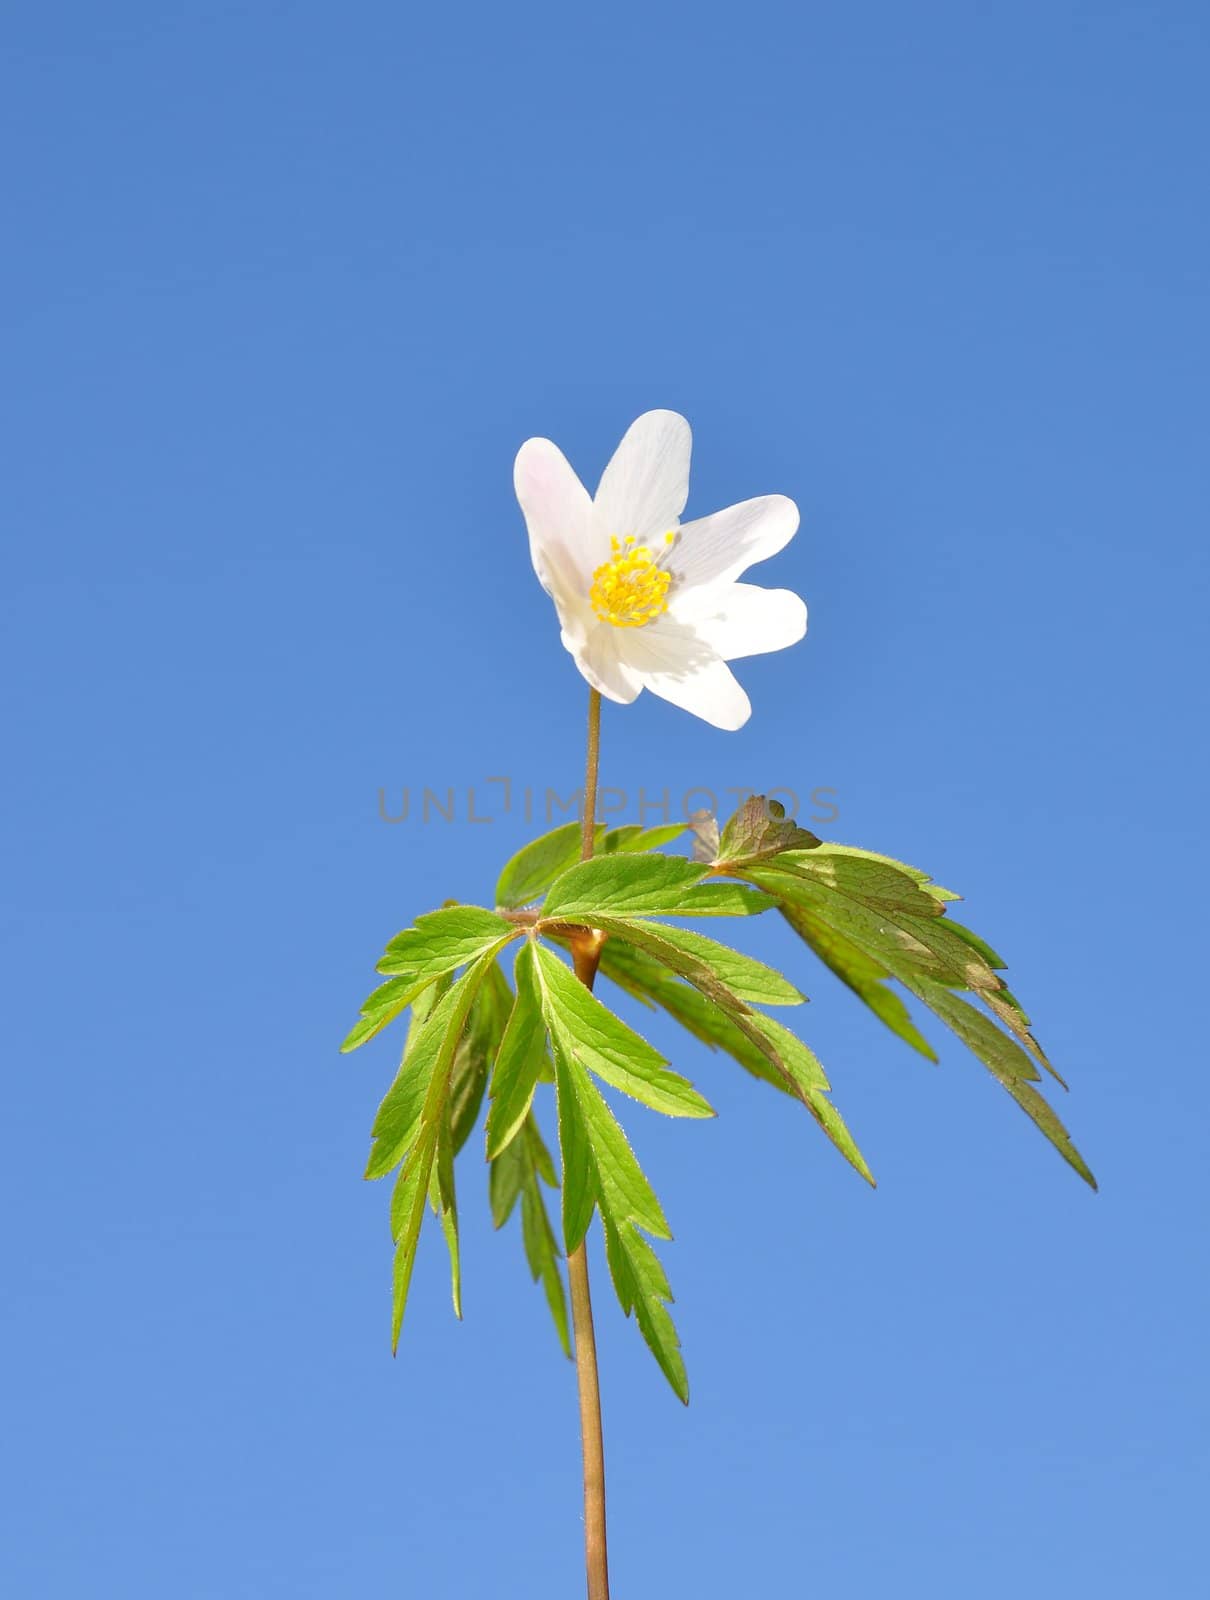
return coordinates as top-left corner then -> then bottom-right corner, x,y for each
568,686 -> 610,1600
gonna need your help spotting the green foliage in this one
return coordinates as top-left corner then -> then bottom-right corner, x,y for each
767,849 -> 947,919
552,1039 -> 684,1395
778,907 -> 938,1062
343,791 -> 1094,1399
542,852 -> 772,920
377,905 -> 518,979
531,941 -> 715,1120
377,950 -> 499,1347
495,820 -> 691,911
591,917 -> 804,1007
600,821 -> 688,853
429,1123 -> 461,1317
449,960 -> 514,1154
728,802 -> 1094,1187
485,943 -> 549,1159
748,1013 -> 874,1185
602,1211 -> 688,1404
583,921 -> 867,1180
341,973 -> 435,1054
366,961 -> 492,1182
496,821 -> 589,910
489,1112 -> 570,1355
596,937 -> 793,1079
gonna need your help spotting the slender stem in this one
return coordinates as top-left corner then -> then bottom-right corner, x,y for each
568,1224 -> 608,1600
569,687 -> 609,1600
580,685 -> 602,864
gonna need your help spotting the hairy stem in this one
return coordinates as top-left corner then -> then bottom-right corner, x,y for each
569,686 -> 609,1600
579,683 -> 602,864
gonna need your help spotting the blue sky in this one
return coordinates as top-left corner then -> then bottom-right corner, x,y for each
4,2 -> 1207,1595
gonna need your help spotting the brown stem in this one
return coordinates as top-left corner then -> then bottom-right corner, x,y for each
569,687 -> 609,1600
580,683 -> 602,864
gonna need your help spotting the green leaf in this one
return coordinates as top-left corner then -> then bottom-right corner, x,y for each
542,853 -> 773,921
588,928 -> 872,1183
894,914 -> 1059,1084
537,992 -> 687,1396
716,794 -> 821,867
387,1155 -> 428,1348
571,1055 -> 672,1240
495,821 -> 595,910
941,917 -> 1008,970
553,1047 -> 597,1252
748,1015 -> 875,1185
766,862 -> 1063,1081
446,960 -> 512,1155
762,868 -> 1094,1187
602,1213 -> 688,1403
548,1033 -> 684,1394
778,901 -> 938,1062
552,1041 -> 671,1252
380,949 -> 505,1350
595,940 -> 794,1094
751,865 -> 962,984
341,974 -> 436,1053
529,1113 -> 558,1186
774,864 -> 1056,1088
768,849 -> 946,919
532,942 -> 715,1120
578,919 -> 807,1101
429,1122 -> 461,1318
893,913 -> 1008,990
518,1117 -> 572,1357
489,1124 -> 526,1228
519,1185 -> 571,1355
377,905 -> 518,979
602,822 -> 688,853
805,842 -> 960,904
486,943 -> 551,1159
404,973 -> 449,1039
981,985 -> 1059,1082
596,939 -> 774,1070
441,962 -> 513,1155
597,917 -> 804,1007
489,1114 -> 571,1354
903,980 -> 1096,1189
366,951 -> 500,1181
495,818 -> 689,910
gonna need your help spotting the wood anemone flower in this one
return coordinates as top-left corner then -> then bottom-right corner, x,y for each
514,410 -> 806,730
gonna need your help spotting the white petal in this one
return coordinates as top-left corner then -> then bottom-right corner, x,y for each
669,495 -> 799,589
570,624 -> 643,704
671,583 -> 807,661
594,411 -> 692,544
621,620 -> 752,730
514,437 -> 595,610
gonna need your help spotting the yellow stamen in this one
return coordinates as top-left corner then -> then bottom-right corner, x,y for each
589,539 -> 673,628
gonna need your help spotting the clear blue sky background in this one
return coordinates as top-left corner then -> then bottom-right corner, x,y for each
4,3 -> 1207,1595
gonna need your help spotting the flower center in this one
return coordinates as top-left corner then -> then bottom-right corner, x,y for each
589,535 -> 675,628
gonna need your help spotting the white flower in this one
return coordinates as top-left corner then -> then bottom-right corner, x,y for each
514,410 -> 806,731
